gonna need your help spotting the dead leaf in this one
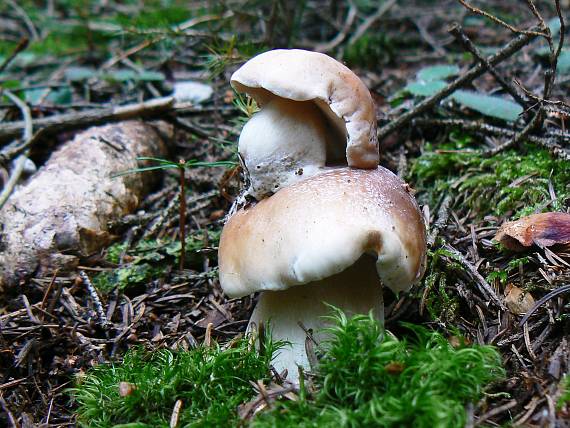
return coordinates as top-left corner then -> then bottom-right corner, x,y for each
119,381 -> 136,397
504,283 -> 535,315
494,212 -> 570,251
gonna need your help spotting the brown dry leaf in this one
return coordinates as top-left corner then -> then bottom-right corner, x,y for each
504,283 -> 535,315
494,212 -> 570,251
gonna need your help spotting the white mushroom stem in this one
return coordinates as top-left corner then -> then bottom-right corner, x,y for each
238,98 -> 330,199
249,256 -> 384,384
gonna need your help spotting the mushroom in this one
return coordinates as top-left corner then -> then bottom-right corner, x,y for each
218,167 -> 427,382
231,49 -> 378,199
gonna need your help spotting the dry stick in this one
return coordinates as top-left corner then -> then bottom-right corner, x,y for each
442,242 -> 505,309
346,0 -> 396,47
448,24 -> 529,108
377,27 -> 538,141
0,36 -> 29,73
314,3 -> 358,52
6,0 -> 39,40
0,96 -> 189,144
79,270 -> 110,328
0,394 -> 18,428
457,0 -> 546,37
0,90 -> 33,210
483,109 -> 544,156
474,400 -> 518,427
0,97 -> 194,168
427,195 -> 452,247
178,161 -> 187,271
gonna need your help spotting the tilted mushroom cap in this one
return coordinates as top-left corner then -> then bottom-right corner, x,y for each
231,49 -> 379,170
218,167 -> 426,298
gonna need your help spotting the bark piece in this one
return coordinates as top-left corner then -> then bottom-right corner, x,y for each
494,212 -> 570,251
0,121 -> 169,287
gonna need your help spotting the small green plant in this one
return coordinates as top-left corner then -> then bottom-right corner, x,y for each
485,256 -> 531,287
114,157 -> 235,271
72,334 -> 282,428
254,309 -> 505,428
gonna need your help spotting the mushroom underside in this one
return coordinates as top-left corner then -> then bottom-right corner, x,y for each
248,255 -> 383,383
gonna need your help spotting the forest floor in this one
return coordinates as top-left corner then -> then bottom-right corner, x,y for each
0,1 -> 569,427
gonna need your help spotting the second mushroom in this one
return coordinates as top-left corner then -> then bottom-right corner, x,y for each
218,49 -> 427,382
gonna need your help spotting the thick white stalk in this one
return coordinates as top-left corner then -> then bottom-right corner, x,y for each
248,256 -> 384,384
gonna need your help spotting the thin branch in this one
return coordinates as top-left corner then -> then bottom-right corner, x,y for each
378,27 -> 538,141
347,0 -> 397,47
0,96 -> 190,148
448,24 -> 529,108
314,2 -> 358,52
442,242 -> 506,310
483,108 -> 544,156
457,0 -> 546,37
0,36 -> 29,73
0,90 -> 33,210
519,284 -> 570,327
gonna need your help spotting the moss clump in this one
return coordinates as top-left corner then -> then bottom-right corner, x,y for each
72,335 -> 281,428
558,375 -> 570,410
72,311 -> 505,427
410,138 -> 570,218
254,310 -> 505,428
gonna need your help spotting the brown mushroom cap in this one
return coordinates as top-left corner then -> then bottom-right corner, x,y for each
231,49 -> 379,169
218,167 -> 426,298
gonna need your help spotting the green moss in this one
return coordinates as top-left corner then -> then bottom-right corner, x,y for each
72,335 -> 281,428
410,139 -> 570,218
72,311 -> 505,427
558,375 -> 570,410
254,310 -> 505,428
93,230 -> 220,293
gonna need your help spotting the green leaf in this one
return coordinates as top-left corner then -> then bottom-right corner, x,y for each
451,90 -> 523,122
103,69 -> 165,82
417,65 -> 460,82
25,87 -> 72,105
405,80 -> 447,97
65,66 -> 98,81
548,16 -> 562,36
557,50 -> 570,75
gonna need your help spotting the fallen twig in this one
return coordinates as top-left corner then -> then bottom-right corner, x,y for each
448,24 -> 528,108
377,26 -> 538,141
0,96 -> 190,145
0,36 -> 29,73
80,270 -> 110,328
0,90 -> 32,210
442,242 -> 505,309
